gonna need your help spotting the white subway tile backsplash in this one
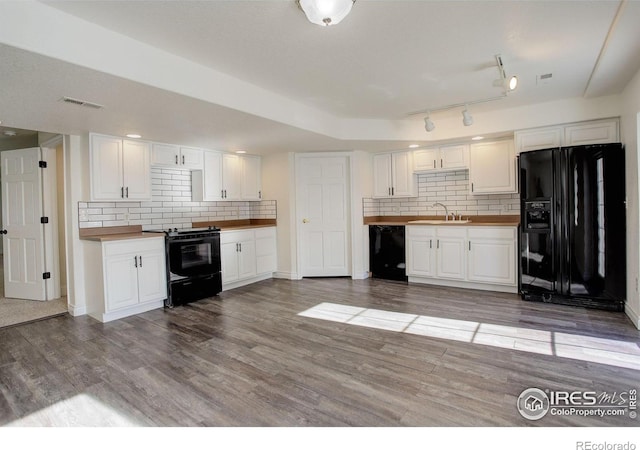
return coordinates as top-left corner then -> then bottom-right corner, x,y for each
368,170 -> 519,217
79,168 -> 277,229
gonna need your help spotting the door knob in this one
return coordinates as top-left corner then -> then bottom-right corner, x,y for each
302,218 -> 309,223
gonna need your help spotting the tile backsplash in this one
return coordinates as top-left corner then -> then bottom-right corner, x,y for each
364,170 -> 519,217
79,167 -> 276,229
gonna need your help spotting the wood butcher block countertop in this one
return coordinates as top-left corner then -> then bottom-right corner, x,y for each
364,215 -> 520,227
79,225 -> 163,242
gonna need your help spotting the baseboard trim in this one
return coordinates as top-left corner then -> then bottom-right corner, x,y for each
274,271 -> 302,280
68,304 -> 87,317
352,271 -> 370,280
625,302 -> 640,330
223,273 -> 273,291
408,276 -> 518,294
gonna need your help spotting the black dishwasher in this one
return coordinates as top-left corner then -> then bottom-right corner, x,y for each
369,225 -> 407,281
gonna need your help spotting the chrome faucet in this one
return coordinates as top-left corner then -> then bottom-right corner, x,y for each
432,202 -> 449,220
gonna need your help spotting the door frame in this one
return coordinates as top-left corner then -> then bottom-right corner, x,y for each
294,152 -> 353,279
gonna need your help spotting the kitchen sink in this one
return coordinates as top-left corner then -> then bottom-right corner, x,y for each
407,219 -> 471,224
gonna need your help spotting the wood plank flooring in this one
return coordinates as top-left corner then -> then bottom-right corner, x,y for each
1,277 -> 639,426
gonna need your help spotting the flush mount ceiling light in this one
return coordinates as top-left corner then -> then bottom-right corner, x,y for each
462,107 -> 473,127
424,114 -> 435,132
296,0 -> 356,26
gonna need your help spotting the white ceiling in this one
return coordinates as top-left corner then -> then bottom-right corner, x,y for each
1,0 -> 639,153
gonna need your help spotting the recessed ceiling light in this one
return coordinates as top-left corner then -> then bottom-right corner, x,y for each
472,136 -> 484,141
408,144 -> 420,149
235,150 -> 247,154
126,134 -> 142,139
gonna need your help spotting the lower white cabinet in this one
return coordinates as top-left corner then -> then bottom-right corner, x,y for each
221,227 -> 277,289
406,225 -> 517,293
85,237 -> 167,323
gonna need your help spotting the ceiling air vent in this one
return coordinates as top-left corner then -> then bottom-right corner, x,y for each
536,73 -> 553,85
60,96 -> 104,110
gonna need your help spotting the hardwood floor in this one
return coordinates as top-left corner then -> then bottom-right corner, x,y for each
0,277 -> 639,426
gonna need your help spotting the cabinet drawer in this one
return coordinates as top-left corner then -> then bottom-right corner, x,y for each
221,229 -> 254,244
407,225 -> 435,238
104,237 -> 165,257
435,227 -> 467,238
468,227 -> 516,240
254,227 -> 276,240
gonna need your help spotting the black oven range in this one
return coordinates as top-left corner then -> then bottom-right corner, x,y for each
147,226 -> 222,307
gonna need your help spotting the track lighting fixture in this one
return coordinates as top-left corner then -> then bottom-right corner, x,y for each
424,114 -> 435,132
462,107 -> 473,126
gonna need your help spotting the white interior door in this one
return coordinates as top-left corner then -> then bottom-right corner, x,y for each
1,148 -> 47,300
297,155 -> 351,277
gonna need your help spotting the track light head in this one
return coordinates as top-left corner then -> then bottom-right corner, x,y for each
424,116 -> 435,132
462,108 -> 473,126
508,75 -> 518,91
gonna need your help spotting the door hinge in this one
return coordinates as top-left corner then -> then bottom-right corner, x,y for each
43,272 -> 51,280
41,217 -> 49,224
39,160 -> 47,168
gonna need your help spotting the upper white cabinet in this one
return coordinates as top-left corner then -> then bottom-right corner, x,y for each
414,144 -> 469,172
151,143 -> 203,170
192,151 -> 262,202
90,134 -> 152,201
469,139 -> 517,195
515,119 -> 620,153
373,151 -> 417,198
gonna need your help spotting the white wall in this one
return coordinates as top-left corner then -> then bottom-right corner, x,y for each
621,67 -> 640,329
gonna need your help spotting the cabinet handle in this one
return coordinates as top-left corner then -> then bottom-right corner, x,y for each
221,190 -> 224,198
430,239 -> 432,249
433,160 -> 436,169
224,189 -> 227,198
471,183 -> 474,193
437,240 -> 440,249
239,243 -> 242,252
126,186 -> 129,198
440,159 -> 443,168
388,187 -> 391,196
134,255 -> 138,268
182,155 -> 185,165
259,190 -> 262,199
236,243 -> 239,252
391,187 -> 394,196
175,155 -> 178,165
468,241 -> 471,251
139,255 -> 143,267
121,186 -> 124,198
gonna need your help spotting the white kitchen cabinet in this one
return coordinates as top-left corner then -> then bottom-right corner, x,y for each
469,139 -> 517,194
514,127 -> 563,154
373,151 -> 417,198
467,227 -> 517,285
406,224 -> 518,293
193,152 -> 261,201
255,227 -> 277,274
90,134 -> 152,201
435,227 -> 466,281
406,226 -> 436,277
564,119 -> 619,146
240,154 -> 262,200
85,237 -> 167,323
151,143 -> 203,170
414,144 -> 469,172
221,227 -> 276,289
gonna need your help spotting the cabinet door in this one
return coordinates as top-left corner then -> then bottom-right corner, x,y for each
90,134 -> 123,201
413,148 -> 439,172
136,249 -> 168,303
255,227 -> 277,274
122,139 -> 152,200
372,153 -> 392,198
221,241 -> 239,283
436,228 -> 466,280
564,120 -> 619,146
222,153 -> 242,200
179,147 -> 204,170
440,144 -> 468,170
237,239 -> 257,280
469,140 -> 516,194
193,151 -> 223,201
467,228 -> 516,285
151,143 -> 180,167
406,226 -> 436,277
515,127 -> 563,154
104,253 -> 139,311
391,151 -> 415,197
241,155 -> 262,200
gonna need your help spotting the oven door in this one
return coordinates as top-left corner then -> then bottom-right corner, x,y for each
168,235 -> 221,280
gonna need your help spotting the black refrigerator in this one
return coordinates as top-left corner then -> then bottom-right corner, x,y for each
519,143 -> 626,311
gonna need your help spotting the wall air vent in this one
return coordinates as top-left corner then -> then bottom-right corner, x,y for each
60,96 -> 104,109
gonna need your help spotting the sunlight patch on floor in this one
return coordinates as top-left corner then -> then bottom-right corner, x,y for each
5,393 -> 145,426
298,302 -> 640,371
